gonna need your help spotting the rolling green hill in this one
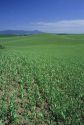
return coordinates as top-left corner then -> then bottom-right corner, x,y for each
0,34 -> 84,125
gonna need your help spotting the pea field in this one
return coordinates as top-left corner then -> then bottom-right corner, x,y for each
0,34 -> 84,125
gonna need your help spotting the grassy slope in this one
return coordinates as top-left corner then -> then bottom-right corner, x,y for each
0,34 -> 84,125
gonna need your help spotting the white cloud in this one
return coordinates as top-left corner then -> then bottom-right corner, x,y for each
30,20 -> 84,33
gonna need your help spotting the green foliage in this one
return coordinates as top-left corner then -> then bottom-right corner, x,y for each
0,45 -> 5,49
0,34 -> 84,124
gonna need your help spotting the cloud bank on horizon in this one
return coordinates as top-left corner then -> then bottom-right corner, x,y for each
0,20 -> 84,34
30,20 -> 84,33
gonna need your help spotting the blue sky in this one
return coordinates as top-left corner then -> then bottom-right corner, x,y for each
0,0 -> 84,33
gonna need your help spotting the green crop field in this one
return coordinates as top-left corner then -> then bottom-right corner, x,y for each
0,34 -> 84,125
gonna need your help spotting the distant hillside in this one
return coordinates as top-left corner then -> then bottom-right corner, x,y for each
0,30 -> 43,35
